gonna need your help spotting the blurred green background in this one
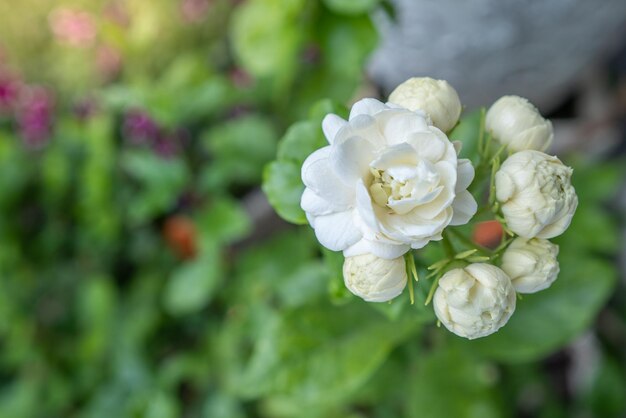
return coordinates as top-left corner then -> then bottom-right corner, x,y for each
0,1 -> 625,417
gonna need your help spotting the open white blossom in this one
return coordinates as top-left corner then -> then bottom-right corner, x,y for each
433,263 -> 516,340
501,237 -> 560,293
343,253 -> 407,302
486,95 -> 553,152
388,77 -> 462,133
496,150 -> 577,239
301,98 -> 477,259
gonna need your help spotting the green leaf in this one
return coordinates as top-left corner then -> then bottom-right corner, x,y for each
163,243 -> 222,316
407,347 -> 504,418
262,160 -> 306,224
201,115 -> 277,190
230,0 -> 305,79
238,304 -> 420,406
319,14 -> 377,80
197,198 -> 252,245
449,109 -> 482,165
121,151 -> 190,223
322,0 -> 380,15
276,121 -> 323,164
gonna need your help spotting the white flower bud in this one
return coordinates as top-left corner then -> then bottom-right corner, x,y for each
433,263 -> 516,340
388,77 -> 462,132
343,254 -> 407,302
486,95 -> 554,152
501,238 -> 559,294
496,150 -> 578,239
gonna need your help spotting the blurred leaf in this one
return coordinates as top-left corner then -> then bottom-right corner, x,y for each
238,304 -> 420,406
202,392 -> 246,418
322,0 -> 380,15
449,109 -> 482,165
230,0 -> 305,79
276,121 -> 324,164
587,355 -> 626,418
263,160 -> 306,224
122,151 -> 190,223
202,115 -> 277,190
163,242 -> 222,316
318,13 -> 377,80
197,198 -> 251,245
145,391 -> 180,418
407,347 -> 504,418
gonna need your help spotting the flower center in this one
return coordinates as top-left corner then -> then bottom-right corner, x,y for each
368,160 -> 442,215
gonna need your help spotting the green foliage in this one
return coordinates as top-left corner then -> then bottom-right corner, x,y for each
0,1 -> 624,417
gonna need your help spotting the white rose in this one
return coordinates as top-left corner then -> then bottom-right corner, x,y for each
486,95 -> 554,152
301,98 -> 477,259
433,263 -> 516,340
388,77 -> 462,133
343,253 -> 407,302
501,237 -> 560,294
495,150 -> 577,239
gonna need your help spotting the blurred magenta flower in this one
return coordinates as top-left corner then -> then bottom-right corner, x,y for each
73,97 -> 98,121
229,67 -> 253,89
49,8 -> 97,48
153,128 -> 189,158
18,87 -> 54,149
123,110 -> 159,144
0,73 -> 20,114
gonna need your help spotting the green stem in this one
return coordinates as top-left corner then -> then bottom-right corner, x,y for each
441,232 -> 455,259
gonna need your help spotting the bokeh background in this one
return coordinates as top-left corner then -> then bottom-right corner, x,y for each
0,1 -> 625,417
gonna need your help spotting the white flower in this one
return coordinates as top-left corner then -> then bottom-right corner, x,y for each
501,237 -> 560,294
433,263 -> 516,340
486,95 -> 554,152
343,253 -> 407,302
301,98 -> 477,259
388,77 -> 462,133
496,150 -> 577,239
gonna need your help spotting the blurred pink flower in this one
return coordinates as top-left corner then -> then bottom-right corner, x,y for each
96,45 -> 122,81
103,1 -> 130,27
49,8 -> 97,48
18,87 -> 54,149
180,0 -> 210,23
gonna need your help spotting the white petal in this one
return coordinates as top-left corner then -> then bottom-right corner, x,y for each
344,238 -> 409,259
301,146 -> 354,206
355,179 -> 380,232
377,206 -> 449,241
456,159 -> 475,192
349,98 -> 388,120
322,114 -> 347,144
301,187 -> 346,216
382,112 -> 430,145
450,190 -> 478,226
369,143 -> 418,170
331,136 -> 375,185
313,210 -> 362,251
406,131 -> 446,162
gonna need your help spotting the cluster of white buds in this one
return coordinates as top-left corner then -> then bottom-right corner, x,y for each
299,76 -> 578,340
